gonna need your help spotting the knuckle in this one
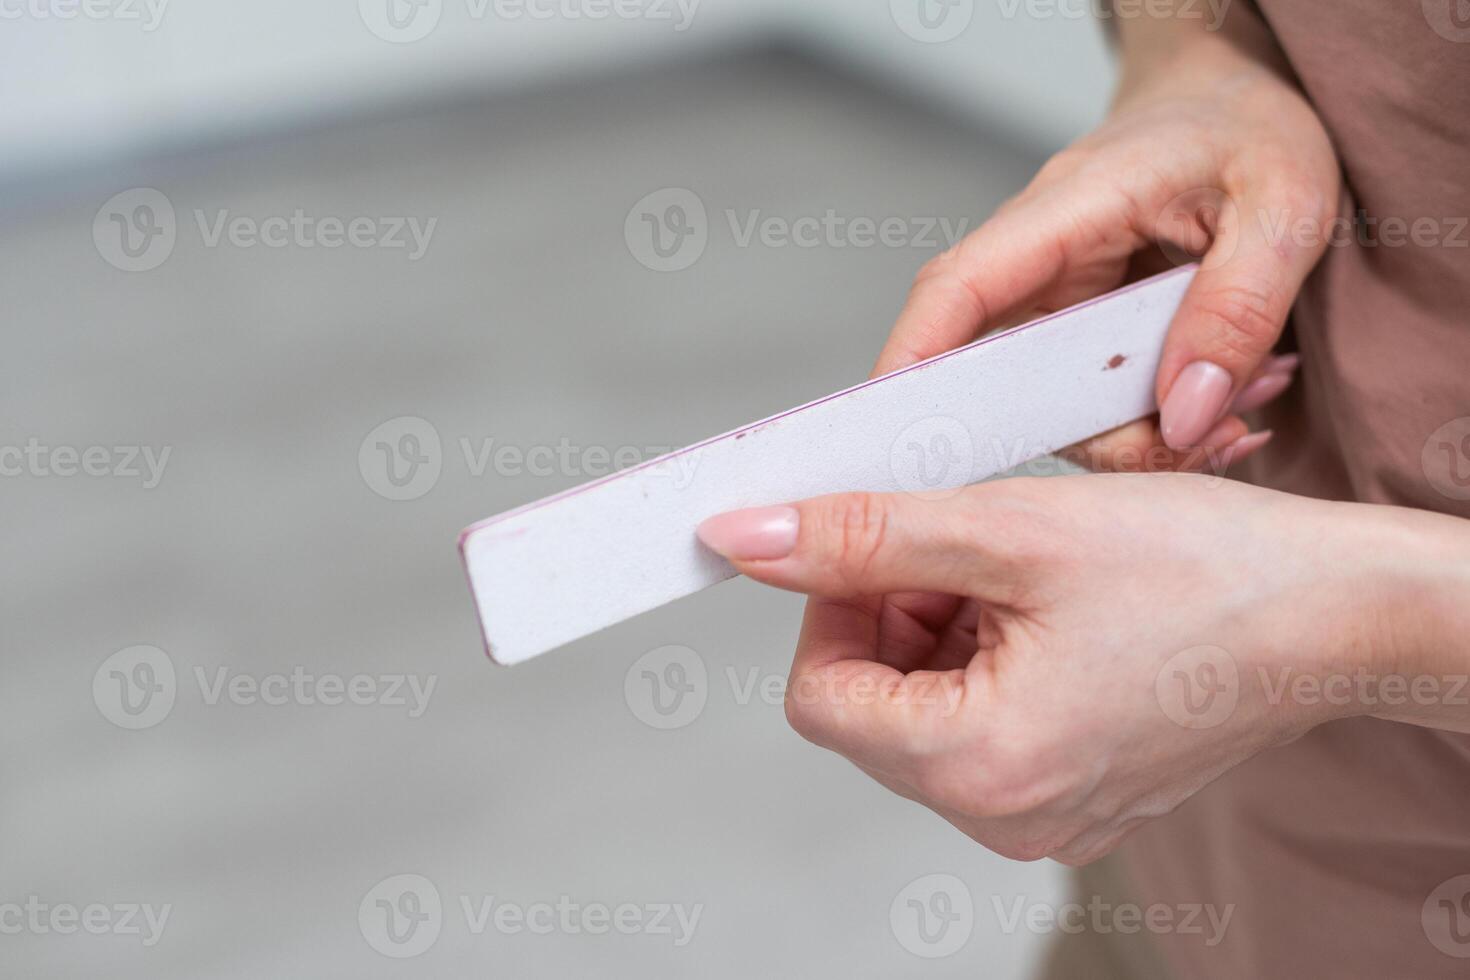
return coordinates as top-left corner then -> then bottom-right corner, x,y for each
953,482 -> 1070,595
820,493 -> 894,592
1192,280 -> 1286,362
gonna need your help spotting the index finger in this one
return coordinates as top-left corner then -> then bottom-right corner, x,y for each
872,188 -> 1130,378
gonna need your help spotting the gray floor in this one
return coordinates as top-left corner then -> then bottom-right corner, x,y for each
1,49 -> 1066,978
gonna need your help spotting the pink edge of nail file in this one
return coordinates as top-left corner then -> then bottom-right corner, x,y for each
459,265 -> 1198,666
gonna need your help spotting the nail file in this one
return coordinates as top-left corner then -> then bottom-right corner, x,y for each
460,265 -> 1197,665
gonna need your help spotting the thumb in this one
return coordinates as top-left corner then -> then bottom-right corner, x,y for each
696,491 -> 994,599
1153,184 -> 1328,450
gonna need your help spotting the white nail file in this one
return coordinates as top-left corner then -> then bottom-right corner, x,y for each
460,265 -> 1197,665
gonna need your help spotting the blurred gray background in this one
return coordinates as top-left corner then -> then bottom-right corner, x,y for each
2,4 -> 1115,977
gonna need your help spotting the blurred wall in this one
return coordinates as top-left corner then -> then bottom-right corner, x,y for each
0,0 -> 1113,181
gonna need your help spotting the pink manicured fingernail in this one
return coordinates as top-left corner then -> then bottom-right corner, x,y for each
697,506 -> 799,561
1231,369 -> 1294,414
1221,430 -> 1274,465
1161,361 -> 1234,450
1199,418 -> 1243,451
1264,353 -> 1300,376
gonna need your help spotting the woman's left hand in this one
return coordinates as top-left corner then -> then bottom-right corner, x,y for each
696,473 -> 1458,865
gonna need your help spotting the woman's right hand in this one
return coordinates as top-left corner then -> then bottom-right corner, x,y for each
875,12 -> 1342,471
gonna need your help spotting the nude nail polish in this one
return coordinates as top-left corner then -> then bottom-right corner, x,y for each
1161,361 -> 1234,450
1221,430 -> 1274,465
1264,353 -> 1301,376
697,507 -> 799,561
1231,370 -> 1295,414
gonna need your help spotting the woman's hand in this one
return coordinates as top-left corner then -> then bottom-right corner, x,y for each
878,13 -> 1341,467
696,476 -> 1467,865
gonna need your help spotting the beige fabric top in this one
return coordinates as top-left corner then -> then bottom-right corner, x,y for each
1112,2 -> 1470,976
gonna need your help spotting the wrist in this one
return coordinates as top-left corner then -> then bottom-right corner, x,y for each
1111,8 -> 1296,113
